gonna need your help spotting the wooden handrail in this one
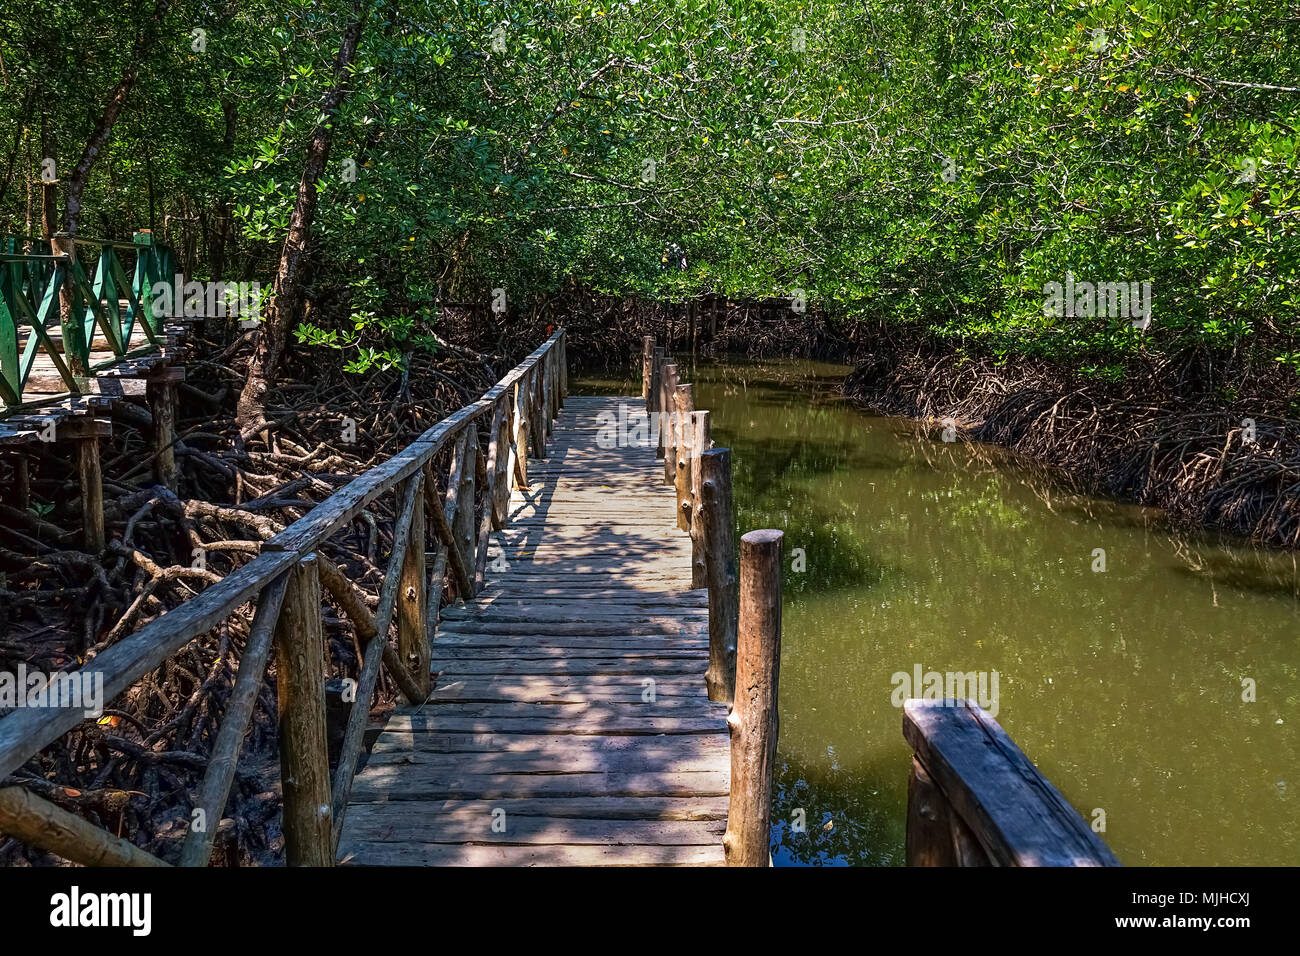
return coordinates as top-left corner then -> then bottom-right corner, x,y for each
0,328 -> 566,867
903,699 -> 1121,866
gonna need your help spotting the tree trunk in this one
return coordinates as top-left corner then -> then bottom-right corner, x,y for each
236,8 -> 368,428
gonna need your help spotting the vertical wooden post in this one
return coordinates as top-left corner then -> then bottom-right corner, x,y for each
511,381 -> 529,490
652,348 -> 665,458
673,383 -> 694,530
723,528 -> 783,867
642,335 -> 655,411
490,400 -> 511,529
557,332 -> 567,407
689,410 -> 712,588
275,554 -> 334,866
453,427 -> 478,598
13,454 -> 30,511
147,369 -> 181,492
397,476 -> 430,702
543,349 -> 555,438
906,757 -> 962,866
65,419 -> 108,553
699,448 -> 737,703
661,363 -> 678,485
529,369 -> 547,459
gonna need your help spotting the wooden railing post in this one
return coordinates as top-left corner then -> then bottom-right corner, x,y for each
529,367 -> 547,459
146,367 -> 183,492
274,553 -> 334,866
905,757 -> 962,866
642,335 -> 655,410
489,399 -> 511,530
699,448 -> 737,703
661,362 -> 678,485
689,410 -> 712,588
674,383 -> 694,530
511,380 -> 529,490
558,331 -> 568,405
64,418 -> 109,553
652,348 -> 665,457
452,426 -> 479,598
724,528 -> 783,867
398,475 -> 430,702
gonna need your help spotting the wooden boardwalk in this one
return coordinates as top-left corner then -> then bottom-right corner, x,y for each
338,394 -> 732,865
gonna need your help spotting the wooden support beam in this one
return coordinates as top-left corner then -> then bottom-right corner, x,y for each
62,418 -> 110,553
651,348 -> 665,454
558,331 -> 568,402
642,335 -> 656,411
724,528 -> 783,867
0,786 -> 169,867
331,474 -> 422,849
528,367 -> 546,459
488,399 -> 510,530
398,479 -> 430,702
180,571 -> 289,867
474,427 -> 496,592
674,383 -> 694,530
511,380 -> 529,490
661,363 -> 678,484
425,433 -> 475,602
452,427 -> 479,598
699,448 -> 737,703
13,453 -> 30,511
690,410 -> 712,588
274,554 -> 334,867
425,547 -> 448,654
147,376 -> 178,492
316,553 -> 427,707
905,756 -> 960,866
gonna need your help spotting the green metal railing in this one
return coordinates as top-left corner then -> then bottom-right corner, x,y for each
0,230 -> 177,407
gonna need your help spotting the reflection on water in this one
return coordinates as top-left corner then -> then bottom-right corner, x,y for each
576,358 -> 1299,866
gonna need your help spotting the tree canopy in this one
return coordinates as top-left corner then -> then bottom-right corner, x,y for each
2,0 -> 1297,374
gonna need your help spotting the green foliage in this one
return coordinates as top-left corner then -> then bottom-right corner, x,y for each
2,0 -> 1297,370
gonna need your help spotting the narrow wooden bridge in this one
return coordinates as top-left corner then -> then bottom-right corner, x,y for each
338,395 -> 732,865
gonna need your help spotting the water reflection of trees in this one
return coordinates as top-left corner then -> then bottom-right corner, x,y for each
772,758 -> 906,867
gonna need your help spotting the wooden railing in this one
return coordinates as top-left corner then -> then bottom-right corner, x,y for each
903,699 -> 1121,866
643,335 -> 783,867
0,328 -> 567,866
0,231 -> 177,406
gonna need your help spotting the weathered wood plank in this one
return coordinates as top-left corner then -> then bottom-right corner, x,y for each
902,699 -> 1120,867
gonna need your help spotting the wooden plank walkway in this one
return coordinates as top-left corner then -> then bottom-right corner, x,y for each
338,394 -> 731,865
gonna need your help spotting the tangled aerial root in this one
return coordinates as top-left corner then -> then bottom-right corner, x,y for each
845,330 -> 1300,550
0,318 -> 525,866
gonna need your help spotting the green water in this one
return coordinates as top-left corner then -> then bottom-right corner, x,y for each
576,358 -> 1299,866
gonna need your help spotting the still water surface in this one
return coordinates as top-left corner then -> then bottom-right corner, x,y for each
577,358 -> 1298,866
